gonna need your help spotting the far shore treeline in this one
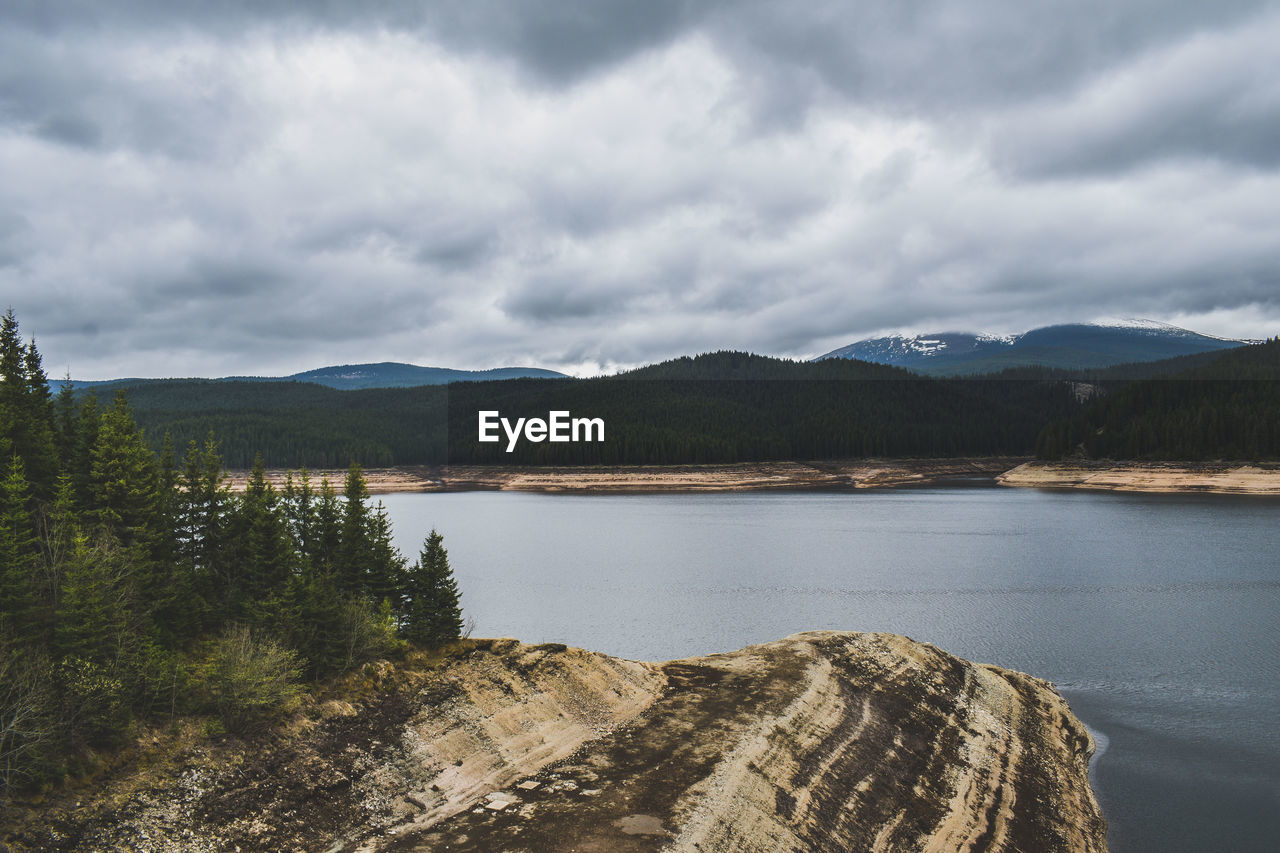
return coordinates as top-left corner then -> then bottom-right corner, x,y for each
78,339 -> 1280,468
0,310 -> 463,794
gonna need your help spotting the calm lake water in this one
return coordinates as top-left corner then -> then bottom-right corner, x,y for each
378,487 -> 1280,853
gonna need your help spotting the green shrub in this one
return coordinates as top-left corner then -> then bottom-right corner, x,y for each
204,625 -> 302,734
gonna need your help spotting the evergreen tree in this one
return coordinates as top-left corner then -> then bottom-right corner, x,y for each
365,503 -> 404,611
155,432 -> 178,557
53,531 -> 136,748
144,432 -> 187,643
230,457 -> 295,621
312,476 -> 342,574
0,457 -> 40,642
20,338 -> 59,499
89,391 -> 160,552
34,475 -> 78,642
282,470 -> 317,564
54,376 -> 78,468
286,568 -> 347,678
175,435 -> 228,630
69,392 -> 100,511
336,463 -> 373,595
0,313 -> 59,500
54,531 -> 134,667
402,530 -> 463,646
0,309 -> 26,459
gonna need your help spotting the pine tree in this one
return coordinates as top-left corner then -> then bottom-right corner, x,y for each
144,432 -> 188,643
155,432 -> 178,559
282,470 -> 317,563
365,503 -> 404,611
54,376 -> 77,469
34,474 -> 78,641
89,391 -> 160,552
0,313 -> 59,500
0,309 -> 25,457
0,457 -> 40,642
70,392 -> 100,511
232,456 -> 295,621
54,531 -> 133,666
312,476 -> 342,574
175,434 -> 228,630
402,529 -> 463,646
20,339 -> 59,500
53,532 -> 135,747
287,568 -> 347,678
337,463 -> 373,595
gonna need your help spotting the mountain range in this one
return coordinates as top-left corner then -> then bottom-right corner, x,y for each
68,320 -> 1262,391
814,320 -> 1251,375
70,362 -> 567,392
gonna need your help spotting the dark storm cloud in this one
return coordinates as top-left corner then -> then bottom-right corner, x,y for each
991,19 -> 1280,176
2,0 -> 1278,377
501,282 -> 631,323
708,0 -> 1271,108
3,0 -> 708,84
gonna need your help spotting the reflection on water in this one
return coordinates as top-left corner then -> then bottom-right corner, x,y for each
379,487 -> 1280,853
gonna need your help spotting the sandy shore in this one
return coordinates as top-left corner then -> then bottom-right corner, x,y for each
997,461 -> 1280,495
224,458 -> 1027,494
225,458 -> 1280,496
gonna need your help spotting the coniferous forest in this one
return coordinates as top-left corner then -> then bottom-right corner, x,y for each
0,311 -> 463,794
1035,338 -> 1280,460
104,355 -> 1086,467
2,307 -> 1277,796
92,342 -> 1280,468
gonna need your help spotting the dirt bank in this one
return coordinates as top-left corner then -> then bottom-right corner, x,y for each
998,461 -> 1280,495
6,633 -> 1106,852
225,458 -> 1028,494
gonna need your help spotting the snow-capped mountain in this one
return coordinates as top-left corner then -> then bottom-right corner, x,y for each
818,332 -> 1012,365
814,320 -> 1248,375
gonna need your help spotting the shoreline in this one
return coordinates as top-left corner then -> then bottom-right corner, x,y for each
5,633 -> 1106,852
224,458 -> 1027,494
997,460 -> 1280,495
223,457 -> 1280,496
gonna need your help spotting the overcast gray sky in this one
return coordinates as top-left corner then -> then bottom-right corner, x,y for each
3,1 -> 1278,378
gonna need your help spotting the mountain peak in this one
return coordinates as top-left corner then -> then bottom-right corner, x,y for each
815,321 -> 1247,375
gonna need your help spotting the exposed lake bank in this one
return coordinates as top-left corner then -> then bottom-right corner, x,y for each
226,458 -> 1028,494
5,634 -> 1105,852
997,461 -> 1280,495
227,457 -> 1280,496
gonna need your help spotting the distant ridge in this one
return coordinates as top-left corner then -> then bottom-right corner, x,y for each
815,320 -> 1250,375
70,361 -> 567,391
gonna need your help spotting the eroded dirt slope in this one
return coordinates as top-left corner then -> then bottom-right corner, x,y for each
6,634 -> 1106,852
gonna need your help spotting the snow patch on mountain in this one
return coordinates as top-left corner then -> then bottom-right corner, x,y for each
1091,317 -> 1237,341
909,337 -> 947,354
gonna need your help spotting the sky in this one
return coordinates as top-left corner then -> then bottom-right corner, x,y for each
2,1 -> 1279,379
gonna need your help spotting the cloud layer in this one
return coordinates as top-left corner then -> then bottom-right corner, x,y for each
2,1 -> 1278,377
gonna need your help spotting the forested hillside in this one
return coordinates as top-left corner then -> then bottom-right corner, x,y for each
112,380 -> 448,468
0,311 -> 463,794
51,332 -> 1280,471
101,352 -> 1084,467
445,364 -> 1082,463
1035,338 -> 1280,460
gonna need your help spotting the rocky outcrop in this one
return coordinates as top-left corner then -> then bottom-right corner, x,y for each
7,634 -> 1106,852
998,460 -> 1280,495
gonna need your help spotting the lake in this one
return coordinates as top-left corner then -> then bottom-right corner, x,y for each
377,486 -> 1280,853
